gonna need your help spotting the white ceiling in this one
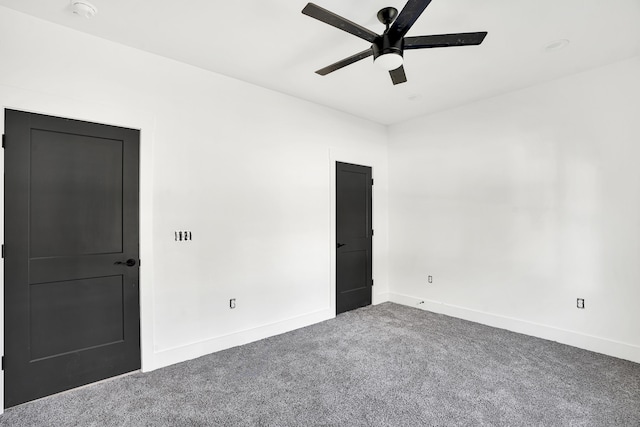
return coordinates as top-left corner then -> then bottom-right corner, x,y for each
1,0 -> 639,125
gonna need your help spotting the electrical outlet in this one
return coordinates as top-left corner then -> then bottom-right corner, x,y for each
577,298 -> 585,309
428,275 -> 433,284
230,298 -> 236,309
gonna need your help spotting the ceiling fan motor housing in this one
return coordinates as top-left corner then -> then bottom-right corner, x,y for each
372,34 -> 404,62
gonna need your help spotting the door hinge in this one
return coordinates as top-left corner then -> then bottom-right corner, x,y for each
371,178 -> 374,185
138,259 -> 141,267
371,279 -> 374,287
1,244 -> 4,259
371,229 -> 374,236
1,356 -> 4,370
2,134 -> 5,149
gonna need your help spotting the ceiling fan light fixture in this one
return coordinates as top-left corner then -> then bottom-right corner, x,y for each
374,52 -> 404,71
71,0 -> 98,18
372,34 -> 404,71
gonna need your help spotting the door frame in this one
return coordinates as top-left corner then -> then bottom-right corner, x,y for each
329,147 -> 387,317
0,90 -> 156,414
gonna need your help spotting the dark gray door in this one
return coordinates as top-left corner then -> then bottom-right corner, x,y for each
4,109 -> 140,407
336,162 -> 372,314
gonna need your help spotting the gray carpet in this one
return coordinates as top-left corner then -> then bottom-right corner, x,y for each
1,302 -> 639,426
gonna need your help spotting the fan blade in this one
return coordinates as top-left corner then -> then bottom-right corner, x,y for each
302,3 -> 379,43
389,66 -> 407,85
388,0 -> 433,40
315,48 -> 373,76
404,32 -> 488,49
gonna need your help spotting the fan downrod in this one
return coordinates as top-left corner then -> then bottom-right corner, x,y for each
377,7 -> 398,27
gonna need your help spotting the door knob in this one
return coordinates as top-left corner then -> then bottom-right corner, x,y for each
114,258 -> 136,267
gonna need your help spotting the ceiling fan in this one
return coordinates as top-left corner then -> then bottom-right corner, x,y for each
302,0 -> 488,85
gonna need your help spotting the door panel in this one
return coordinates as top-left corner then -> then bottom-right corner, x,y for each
29,276 -> 125,360
339,172 -> 368,235
336,162 -> 372,314
4,109 -> 141,407
337,251 -> 368,293
29,130 -> 124,257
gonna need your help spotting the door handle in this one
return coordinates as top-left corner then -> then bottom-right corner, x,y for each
114,258 -> 136,267
337,243 -> 346,248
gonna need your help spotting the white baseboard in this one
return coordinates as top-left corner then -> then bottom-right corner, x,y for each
148,308 -> 334,371
374,292 -> 391,305
389,292 -> 640,364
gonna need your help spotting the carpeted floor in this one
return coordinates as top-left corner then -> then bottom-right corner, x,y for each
1,302 -> 639,426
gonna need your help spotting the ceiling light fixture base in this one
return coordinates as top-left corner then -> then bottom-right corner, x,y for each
377,7 -> 398,27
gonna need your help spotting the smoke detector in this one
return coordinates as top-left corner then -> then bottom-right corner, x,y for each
71,1 -> 97,18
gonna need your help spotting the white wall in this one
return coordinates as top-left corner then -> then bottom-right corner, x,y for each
0,6 -> 390,411
388,56 -> 640,363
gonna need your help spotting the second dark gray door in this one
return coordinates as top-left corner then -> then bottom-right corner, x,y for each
4,109 -> 141,407
336,162 -> 372,314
